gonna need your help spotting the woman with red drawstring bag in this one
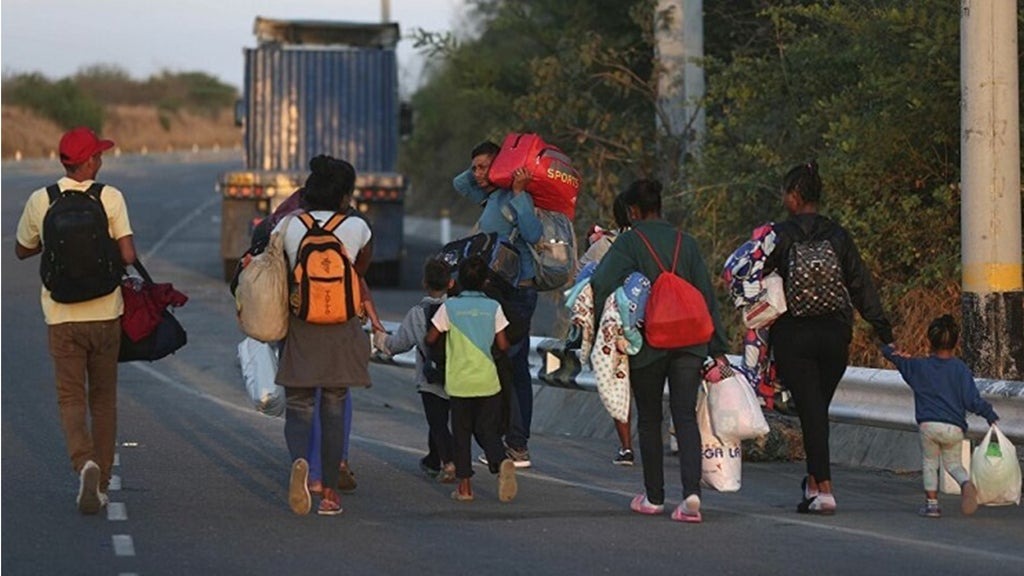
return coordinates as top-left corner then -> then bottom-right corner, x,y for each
590,179 -> 729,524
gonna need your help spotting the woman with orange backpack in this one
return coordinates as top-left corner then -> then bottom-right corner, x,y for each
271,155 -> 377,516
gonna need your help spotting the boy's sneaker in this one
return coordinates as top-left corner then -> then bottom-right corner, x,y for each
505,447 -> 532,469
961,481 -> 979,516
77,460 -> 102,515
613,448 -> 635,466
419,458 -> 441,478
919,500 -> 941,518
671,494 -> 703,523
497,459 -> 518,502
630,494 -> 664,515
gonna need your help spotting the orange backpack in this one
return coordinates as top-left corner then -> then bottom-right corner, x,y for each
289,212 -> 362,324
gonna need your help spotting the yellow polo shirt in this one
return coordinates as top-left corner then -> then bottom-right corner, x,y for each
16,177 -> 134,325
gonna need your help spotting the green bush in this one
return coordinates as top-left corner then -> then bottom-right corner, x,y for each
4,73 -> 104,130
2,66 -> 238,127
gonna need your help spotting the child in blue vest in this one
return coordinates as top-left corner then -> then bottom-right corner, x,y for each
376,258 -> 457,483
882,314 -> 999,518
425,256 -> 517,502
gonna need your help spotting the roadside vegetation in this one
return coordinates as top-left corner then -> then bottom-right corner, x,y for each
2,66 -> 240,158
403,0 -> 1024,369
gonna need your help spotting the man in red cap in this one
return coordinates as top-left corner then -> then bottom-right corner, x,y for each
15,126 -> 137,514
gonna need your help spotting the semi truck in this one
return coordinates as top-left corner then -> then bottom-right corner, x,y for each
218,17 -> 408,285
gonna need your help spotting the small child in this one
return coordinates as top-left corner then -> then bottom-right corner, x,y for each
882,314 -> 999,518
425,256 -> 517,502
375,258 -> 458,483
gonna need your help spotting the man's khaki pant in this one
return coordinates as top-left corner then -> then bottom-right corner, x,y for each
48,319 -> 120,492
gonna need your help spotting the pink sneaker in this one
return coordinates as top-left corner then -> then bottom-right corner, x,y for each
671,495 -> 702,523
630,494 -> 665,515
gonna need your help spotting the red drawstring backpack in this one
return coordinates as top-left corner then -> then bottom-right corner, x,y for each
634,229 -> 714,349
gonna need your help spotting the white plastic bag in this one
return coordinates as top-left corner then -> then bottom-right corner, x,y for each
698,385 -> 741,492
971,424 -> 1022,506
742,272 -> 787,329
237,337 -> 285,417
707,370 -> 770,443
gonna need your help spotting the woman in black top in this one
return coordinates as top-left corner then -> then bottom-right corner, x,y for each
765,161 -> 896,515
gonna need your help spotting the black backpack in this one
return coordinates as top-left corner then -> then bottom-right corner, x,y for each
41,183 -> 124,303
419,301 -> 446,385
784,223 -> 851,317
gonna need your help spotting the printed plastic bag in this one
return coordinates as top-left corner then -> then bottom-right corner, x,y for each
698,385 -> 741,492
742,272 -> 786,329
707,370 -> 770,443
237,337 -> 284,417
971,424 -> 1022,506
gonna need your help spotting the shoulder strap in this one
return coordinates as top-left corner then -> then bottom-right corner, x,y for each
634,229 -> 681,275
297,211 -> 317,230
321,212 -> 347,233
85,182 -> 105,201
45,184 -> 61,204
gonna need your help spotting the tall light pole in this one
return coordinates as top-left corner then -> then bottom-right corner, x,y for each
960,0 -> 1023,379
655,0 -> 704,182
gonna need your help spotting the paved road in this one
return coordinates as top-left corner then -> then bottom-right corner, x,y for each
2,154 -> 1023,576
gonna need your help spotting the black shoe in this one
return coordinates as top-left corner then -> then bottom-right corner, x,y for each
613,448 -> 635,466
419,457 -> 440,478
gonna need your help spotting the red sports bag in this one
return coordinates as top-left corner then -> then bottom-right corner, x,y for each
488,133 -> 581,219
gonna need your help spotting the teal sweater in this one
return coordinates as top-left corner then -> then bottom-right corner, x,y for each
590,219 -> 729,368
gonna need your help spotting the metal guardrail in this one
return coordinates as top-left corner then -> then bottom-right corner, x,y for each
371,322 -> 1024,444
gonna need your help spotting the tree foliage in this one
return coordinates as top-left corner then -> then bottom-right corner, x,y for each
404,0 -> 1022,358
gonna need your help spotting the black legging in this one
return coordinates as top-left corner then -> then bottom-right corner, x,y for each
631,352 -> 703,505
771,318 -> 851,483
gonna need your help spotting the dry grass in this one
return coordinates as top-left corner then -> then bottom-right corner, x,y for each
2,105 -> 241,159
849,281 -> 962,368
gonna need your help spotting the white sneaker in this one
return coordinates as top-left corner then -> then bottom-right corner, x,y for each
77,460 -> 101,515
98,492 -> 110,508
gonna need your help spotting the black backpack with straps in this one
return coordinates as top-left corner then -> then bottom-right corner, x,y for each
40,183 -> 124,303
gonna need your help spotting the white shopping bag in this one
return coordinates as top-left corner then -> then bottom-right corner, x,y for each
971,424 -> 1022,506
707,370 -> 770,444
698,385 -> 741,492
237,337 -> 285,417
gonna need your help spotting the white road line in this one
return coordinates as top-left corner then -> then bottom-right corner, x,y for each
130,365 -> 1024,567
112,535 -> 135,557
114,453 -> 120,467
142,194 -> 220,260
109,475 -> 122,491
107,502 -> 128,521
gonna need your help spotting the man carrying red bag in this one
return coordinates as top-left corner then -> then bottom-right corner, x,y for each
452,140 -> 543,468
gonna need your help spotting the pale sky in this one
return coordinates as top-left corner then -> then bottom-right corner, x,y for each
0,0 -> 468,93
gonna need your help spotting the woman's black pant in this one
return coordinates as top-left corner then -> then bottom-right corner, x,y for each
771,318 -> 851,483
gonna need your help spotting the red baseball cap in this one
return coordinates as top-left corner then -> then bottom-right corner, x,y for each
59,127 -> 115,165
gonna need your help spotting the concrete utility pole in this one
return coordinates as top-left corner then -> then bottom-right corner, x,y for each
960,0 -> 1023,379
381,0 -> 391,23
655,0 -> 705,178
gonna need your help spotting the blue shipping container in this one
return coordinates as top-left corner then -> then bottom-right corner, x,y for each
243,46 -> 400,174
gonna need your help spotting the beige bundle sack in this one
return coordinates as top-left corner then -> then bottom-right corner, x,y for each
236,224 -> 289,343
